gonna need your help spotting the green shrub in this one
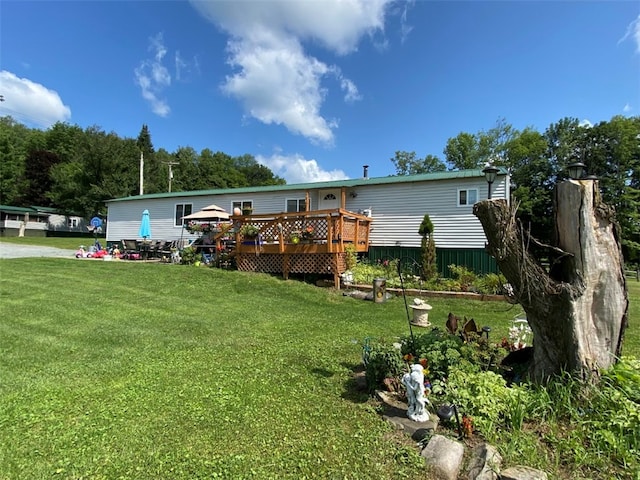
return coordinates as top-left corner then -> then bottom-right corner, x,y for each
180,246 -> 198,265
474,273 -> 508,295
362,339 -> 405,393
400,329 -> 475,380
448,264 -> 477,291
344,244 -> 357,270
418,214 -> 437,281
443,367 -> 525,434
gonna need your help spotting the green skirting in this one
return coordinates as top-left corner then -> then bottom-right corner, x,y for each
367,246 -> 498,276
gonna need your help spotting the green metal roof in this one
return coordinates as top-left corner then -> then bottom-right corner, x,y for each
106,168 -> 508,203
0,205 -> 65,216
31,206 -> 59,213
0,205 -> 39,214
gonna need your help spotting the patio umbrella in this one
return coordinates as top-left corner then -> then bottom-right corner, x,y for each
138,209 -> 152,239
182,204 -> 230,221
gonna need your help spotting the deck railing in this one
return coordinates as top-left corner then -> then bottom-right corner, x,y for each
223,208 -> 371,255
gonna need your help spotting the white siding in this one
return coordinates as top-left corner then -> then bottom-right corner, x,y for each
344,176 -> 507,249
106,174 -> 508,249
106,190 -> 310,242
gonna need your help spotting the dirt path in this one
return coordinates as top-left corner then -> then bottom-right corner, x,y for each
0,243 -> 76,259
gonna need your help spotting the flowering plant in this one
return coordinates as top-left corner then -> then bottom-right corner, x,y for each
302,224 -> 315,240
403,354 -> 431,393
185,221 -> 221,234
508,315 -> 532,350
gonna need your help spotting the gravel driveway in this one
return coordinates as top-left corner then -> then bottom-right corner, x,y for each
0,243 -> 77,259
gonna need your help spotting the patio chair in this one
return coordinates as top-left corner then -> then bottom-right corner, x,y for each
121,239 -> 140,260
159,240 -> 179,262
152,240 -> 168,258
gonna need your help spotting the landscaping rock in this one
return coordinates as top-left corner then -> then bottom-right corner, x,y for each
376,390 -> 438,438
420,434 -> 464,480
500,466 -> 548,480
467,443 -> 502,480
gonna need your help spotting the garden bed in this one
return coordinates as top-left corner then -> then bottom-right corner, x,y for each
346,283 -> 506,302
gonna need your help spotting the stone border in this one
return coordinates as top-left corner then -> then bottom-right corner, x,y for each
347,284 -> 506,302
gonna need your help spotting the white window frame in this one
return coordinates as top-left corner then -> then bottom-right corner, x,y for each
175,203 -> 193,227
232,200 -> 254,212
286,198 -> 306,213
67,218 -> 78,228
457,188 -> 478,207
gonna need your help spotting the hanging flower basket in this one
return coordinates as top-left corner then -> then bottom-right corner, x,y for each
185,221 -> 222,235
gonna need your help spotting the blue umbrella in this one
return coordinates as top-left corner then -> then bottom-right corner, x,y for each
139,209 -> 152,239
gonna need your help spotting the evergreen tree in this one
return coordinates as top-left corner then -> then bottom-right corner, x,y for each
418,214 -> 437,280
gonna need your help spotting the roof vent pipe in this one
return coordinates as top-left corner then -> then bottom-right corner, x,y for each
363,165 -> 369,179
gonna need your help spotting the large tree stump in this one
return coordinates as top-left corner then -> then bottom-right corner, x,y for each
473,179 -> 628,381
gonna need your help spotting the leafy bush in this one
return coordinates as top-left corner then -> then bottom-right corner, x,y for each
362,339 -> 405,393
344,244 -> 357,270
180,246 -> 198,265
448,264 -> 477,291
474,273 -> 508,295
400,329 -> 473,380
443,367 -> 528,434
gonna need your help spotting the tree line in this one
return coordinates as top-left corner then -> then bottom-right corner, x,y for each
0,119 -> 285,219
1,114 -> 638,261
390,116 -> 640,263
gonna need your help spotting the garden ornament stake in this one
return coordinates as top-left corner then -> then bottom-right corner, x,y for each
437,404 -> 463,439
397,260 -> 416,355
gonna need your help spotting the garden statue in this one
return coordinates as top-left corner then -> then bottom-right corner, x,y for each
402,363 -> 429,422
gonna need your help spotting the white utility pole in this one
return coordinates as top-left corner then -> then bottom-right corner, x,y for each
139,151 -> 144,195
164,161 -> 179,192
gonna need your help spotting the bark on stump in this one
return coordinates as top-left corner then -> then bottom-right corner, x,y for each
473,179 -> 628,381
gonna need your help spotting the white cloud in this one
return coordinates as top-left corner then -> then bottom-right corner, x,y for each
619,14 -> 640,53
175,51 -> 200,82
623,103 -> 633,113
0,70 -> 71,127
190,0 -> 396,145
256,153 -> 349,184
223,35 -> 337,144
399,0 -> 415,44
135,33 -> 171,117
334,69 -> 362,103
579,119 -> 593,128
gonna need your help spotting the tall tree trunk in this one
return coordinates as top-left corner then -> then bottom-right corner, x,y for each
473,180 -> 628,381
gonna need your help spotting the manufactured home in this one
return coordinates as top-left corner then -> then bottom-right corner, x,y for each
0,205 -> 87,237
105,168 -> 508,277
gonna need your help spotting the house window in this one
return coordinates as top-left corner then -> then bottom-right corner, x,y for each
232,200 -> 253,213
67,218 -> 78,228
175,203 -> 193,226
458,189 -> 478,206
323,193 -> 336,201
286,198 -> 306,212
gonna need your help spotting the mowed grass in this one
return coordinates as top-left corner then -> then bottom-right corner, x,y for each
0,256 -> 637,479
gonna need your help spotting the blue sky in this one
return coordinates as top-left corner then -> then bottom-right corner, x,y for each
1,1 -> 638,183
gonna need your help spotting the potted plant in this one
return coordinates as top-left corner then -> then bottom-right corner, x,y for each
289,231 -> 301,244
240,224 -> 260,238
301,224 -> 315,241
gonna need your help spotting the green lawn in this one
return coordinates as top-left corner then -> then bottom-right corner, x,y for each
0,255 -> 637,479
0,236 -> 95,250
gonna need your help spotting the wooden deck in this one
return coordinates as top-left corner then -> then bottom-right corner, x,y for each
216,209 -> 371,286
